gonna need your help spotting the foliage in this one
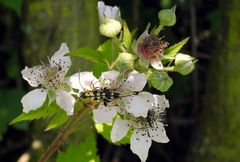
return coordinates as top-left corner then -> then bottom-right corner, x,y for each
56,134 -> 100,162
0,89 -> 25,138
10,101 -> 69,131
0,0 -> 22,16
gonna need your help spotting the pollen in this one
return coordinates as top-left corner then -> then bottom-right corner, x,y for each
138,35 -> 168,59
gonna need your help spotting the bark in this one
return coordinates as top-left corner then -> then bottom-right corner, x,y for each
22,0 -> 99,69
188,0 -> 240,161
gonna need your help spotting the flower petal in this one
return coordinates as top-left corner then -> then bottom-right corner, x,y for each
153,95 -> 169,112
123,92 -> 154,117
21,88 -> 47,113
121,70 -> 147,92
50,43 -> 71,74
104,5 -> 119,20
69,72 -> 99,92
97,1 -> 106,22
151,56 -> 163,70
148,122 -> 169,143
21,66 -> 46,87
93,105 -> 117,123
100,70 -> 119,87
111,119 -> 131,143
130,129 -> 152,162
56,89 -> 75,115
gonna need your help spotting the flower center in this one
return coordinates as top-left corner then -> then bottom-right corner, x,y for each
42,66 -> 65,90
138,35 -> 168,59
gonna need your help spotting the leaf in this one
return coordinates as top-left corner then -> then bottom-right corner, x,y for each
150,70 -> 173,92
68,47 -> 106,64
0,0 -> 22,16
10,101 -> 69,130
123,21 -> 132,49
164,37 -> 189,56
56,133 -> 100,162
0,89 -> 25,139
91,63 -> 108,78
95,122 -> 131,145
97,39 -> 121,63
45,110 -> 68,131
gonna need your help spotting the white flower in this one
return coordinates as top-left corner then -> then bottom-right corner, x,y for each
21,43 -> 75,115
136,27 -> 168,70
95,70 -> 154,122
97,1 -> 122,37
70,70 -> 153,122
110,95 -> 170,162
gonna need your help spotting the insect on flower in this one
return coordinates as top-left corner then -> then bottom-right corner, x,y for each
111,95 -> 170,162
70,70 -> 154,123
73,70 -> 138,107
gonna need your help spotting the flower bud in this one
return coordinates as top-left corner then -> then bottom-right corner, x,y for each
174,53 -> 196,75
158,6 -> 176,26
97,1 -> 122,37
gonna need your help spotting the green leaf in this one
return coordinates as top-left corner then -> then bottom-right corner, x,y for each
97,39 -> 120,63
57,133 -> 100,162
95,122 -> 131,145
10,101 -> 69,130
123,21 -> 132,49
158,6 -> 176,26
0,0 -> 22,16
0,89 -> 25,139
45,110 -> 68,131
115,53 -> 135,72
150,70 -> 173,92
68,47 -> 106,64
164,37 -> 189,56
91,63 -> 108,78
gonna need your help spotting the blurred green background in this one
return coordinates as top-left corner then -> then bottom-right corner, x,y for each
1,0 -> 240,162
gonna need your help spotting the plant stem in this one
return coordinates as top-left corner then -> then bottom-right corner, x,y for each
38,108 -> 85,162
160,66 -> 174,72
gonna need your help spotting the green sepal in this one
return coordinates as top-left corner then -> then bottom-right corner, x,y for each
164,37 -> 189,57
123,21 -> 132,49
150,69 -> 173,92
115,53 -> 135,72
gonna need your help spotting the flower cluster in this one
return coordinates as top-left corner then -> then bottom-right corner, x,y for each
18,1 -> 197,162
69,69 -> 169,161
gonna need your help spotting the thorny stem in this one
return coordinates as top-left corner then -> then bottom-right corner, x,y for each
38,108 -> 87,162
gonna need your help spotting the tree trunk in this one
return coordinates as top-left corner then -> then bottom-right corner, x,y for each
22,0 -> 99,69
188,0 -> 240,161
